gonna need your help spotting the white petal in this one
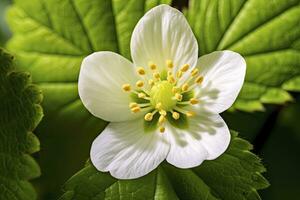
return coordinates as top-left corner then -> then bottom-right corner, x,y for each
166,113 -> 230,168
131,5 -> 198,73
78,51 -> 142,122
196,50 -> 246,113
90,119 -> 170,179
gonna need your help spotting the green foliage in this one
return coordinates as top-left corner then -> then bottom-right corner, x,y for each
60,132 -> 269,200
0,48 -> 43,200
187,0 -> 300,112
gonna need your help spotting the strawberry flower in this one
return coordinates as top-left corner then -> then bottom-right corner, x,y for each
78,5 -> 246,179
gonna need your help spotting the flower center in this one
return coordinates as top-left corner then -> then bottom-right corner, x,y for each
121,60 -> 204,133
149,81 -> 176,111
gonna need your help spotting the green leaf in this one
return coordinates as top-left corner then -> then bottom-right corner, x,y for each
59,132 -> 269,200
5,0 -> 171,197
187,0 -> 300,112
0,48 -> 43,200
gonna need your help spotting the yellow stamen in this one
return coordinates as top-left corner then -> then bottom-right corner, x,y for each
172,87 -> 180,93
191,68 -> 199,76
136,80 -> 144,87
144,113 -> 153,121
159,110 -> 167,116
131,106 -> 141,113
138,92 -> 146,98
153,72 -> 160,80
175,93 -> 183,101
156,102 -> 162,110
180,64 -> 190,72
129,102 -> 138,108
159,115 -> 166,124
172,112 -> 180,120
148,79 -> 155,87
167,75 -> 176,84
186,111 -> 196,117
137,67 -> 146,75
182,83 -> 189,92
148,62 -> 157,70
159,127 -> 165,133
166,60 -> 173,69
122,84 -> 131,92
167,71 -> 173,76
195,76 -> 204,84
190,98 -> 199,105
176,71 -> 183,78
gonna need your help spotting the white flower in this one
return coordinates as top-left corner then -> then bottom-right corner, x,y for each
78,5 -> 246,179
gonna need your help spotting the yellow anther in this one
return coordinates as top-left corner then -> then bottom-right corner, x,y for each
176,70 -> 183,78
166,59 -> 174,69
148,79 -> 155,86
156,102 -> 162,110
144,113 -> 153,121
167,75 -> 176,84
195,76 -> 204,84
175,93 -> 183,101
180,64 -> 190,72
137,67 -> 146,75
122,84 -> 131,92
153,72 -> 160,80
186,111 -> 196,117
129,102 -> 138,108
167,71 -> 173,76
172,87 -> 180,93
159,127 -> 165,133
172,112 -> 180,120
148,62 -> 157,70
131,106 -> 141,113
138,92 -> 146,98
158,115 -> 166,124
191,68 -> 199,76
181,83 -> 189,92
136,80 -> 144,87
159,110 -> 167,116
190,98 -> 199,105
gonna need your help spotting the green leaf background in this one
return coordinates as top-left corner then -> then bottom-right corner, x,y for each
0,0 -> 299,199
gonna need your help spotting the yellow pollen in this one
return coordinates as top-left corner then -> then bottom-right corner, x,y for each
122,84 -> 131,92
129,102 -> 138,108
167,75 -> 176,84
175,93 -> 183,101
180,64 -> 190,72
172,112 -> 180,120
159,110 -> 167,116
148,79 -> 155,87
131,106 -> 141,113
158,115 -> 166,124
137,67 -> 146,75
172,87 -> 180,93
167,71 -> 172,76
138,92 -> 146,98
136,80 -> 144,87
186,111 -> 196,117
148,62 -> 157,70
195,76 -> 204,84
191,68 -> 199,76
153,72 -> 160,80
190,98 -> 199,105
176,71 -> 183,78
144,113 -> 153,121
159,127 -> 165,133
156,102 -> 162,110
166,60 -> 174,68
181,83 -> 189,92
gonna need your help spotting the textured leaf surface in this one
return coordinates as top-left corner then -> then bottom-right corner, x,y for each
60,132 -> 269,200
187,0 -> 300,111
0,48 -> 43,200
6,0 -> 171,197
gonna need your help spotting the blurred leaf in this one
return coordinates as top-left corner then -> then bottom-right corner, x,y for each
5,0 -> 171,198
0,0 -> 11,45
0,48 -> 43,200
60,132 -> 269,200
187,0 -> 300,112
260,97 -> 300,199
